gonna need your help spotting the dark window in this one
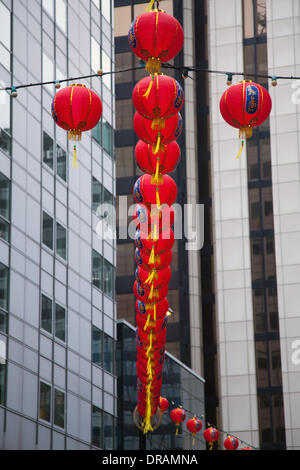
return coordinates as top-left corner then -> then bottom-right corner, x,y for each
0,263 -> 8,313
102,120 -> 113,156
56,222 -> 67,260
92,406 -> 103,449
104,259 -> 114,299
41,295 -> 52,334
92,177 -> 102,214
54,389 -> 65,429
92,325 -> 102,367
0,173 -> 10,242
103,412 -> 114,450
39,382 -> 51,422
93,250 -> 103,290
0,363 -> 5,405
57,144 -> 67,181
55,304 -> 66,342
103,333 -> 113,374
43,212 -> 54,250
43,132 -> 54,170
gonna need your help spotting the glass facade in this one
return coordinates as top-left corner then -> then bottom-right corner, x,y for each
117,321 -> 206,450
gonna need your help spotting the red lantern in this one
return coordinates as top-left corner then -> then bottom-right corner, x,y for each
134,112 -> 182,153
134,174 -> 177,207
133,75 -> 184,124
134,205 -> 175,235
242,446 -> 253,450
135,229 -> 175,255
187,418 -> 202,445
128,10 -> 184,74
203,427 -> 219,450
224,436 -> 239,450
133,280 -> 169,303
135,140 -> 180,179
136,298 -> 169,319
135,248 -> 172,271
159,397 -> 169,413
52,84 -> 103,166
170,407 -> 186,435
219,80 -> 271,157
136,313 -> 167,334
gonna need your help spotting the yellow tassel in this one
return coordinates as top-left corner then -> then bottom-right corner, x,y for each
151,117 -> 165,131
145,269 -> 155,285
156,187 -> 161,209
153,133 -> 161,155
144,313 -> 151,331
143,75 -> 154,99
176,425 -> 179,436
146,332 -> 153,357
236,140 -> 244,159
192,437 -> 195,446
152,157 -> 160,185
154,302 -> 157,321
149,245 -> 155,265
149,283 -> 155,300
209,442 -> 214,451
153,221 -> 159,241
145,0 -> 155,11
146,57 -> 161,75
73,145 -> 78,168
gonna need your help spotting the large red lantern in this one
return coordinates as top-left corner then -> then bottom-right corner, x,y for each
133,75 -> 184,125
170,407 -> 186,435
133,174 -> 177,207
159,397 -> 169,414
187,418 -> 202,445
224,435 -> 239,450
134,112 -> 182,154
135,140 -> 180,182
52,84 -> 102,165
203,427 -> 219,450
219,80 -> 272,157
128,10 -> 184,74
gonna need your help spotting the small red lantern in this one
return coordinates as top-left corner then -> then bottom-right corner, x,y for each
133,280 -> 169,303
170,407 -> 186,435
136,266 -> 171,289
133,75 -> 184,123
159,397 -> 169,414
52,84 -> 103,166
203,427 -> 219,450
134,205 -> 175,237
136,313 -> 167,334
187,418 -> 202,445
136,298 -> 169,319
128,10 -> 184,74
133,174 -> 177,207
219,80 -> 272,158
135,140 -> 180,184
134,112 -> 182,154
135,229 -> 174,255
242,446 -> 253,450
224,435 -> 239,450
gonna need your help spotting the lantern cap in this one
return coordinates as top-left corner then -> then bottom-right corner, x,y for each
11,86 -> 18,98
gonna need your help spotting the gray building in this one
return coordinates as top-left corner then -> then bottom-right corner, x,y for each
0,0 -> 117,450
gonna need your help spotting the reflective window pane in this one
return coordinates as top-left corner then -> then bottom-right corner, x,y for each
39,382 -> 51,422
116,147 -> 134,177
103,259 -> 114,298
43,132 -> 54,170
103,334 -> 113,373
0,173 -> 10,220
101,0 -> 111,23
43,212 -> 54,250
55,304 -> 66,342
43,0 -> 54,17
0,309 -> 7,334
103,413 -> 114,450
115,7 -> 132,37
57,144 -> 67,181
0,43 -> 10,71
54,389 -> 65,428
243,0 -> 254,39
41,294 -> 52,334
257,0 -> 267,36
102,120 -> 113,156
0,263 -> 8,311
56,0 -> 67,33
56,222 -> 67,260
92,406 -> 103,449
0,92 -> 11,153
0,363 -> 5,405
91,37 -> 100,73
102,49 -> 111,90
93,177 -> 102,214
92,325 -> 102,367
43,53 -> 54,93
0,2 -> 11,50
116,99 -> 133,130
93,250 -> 103,290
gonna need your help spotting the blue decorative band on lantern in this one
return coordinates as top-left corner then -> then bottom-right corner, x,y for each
174,113 -> 183,139
51,100 -> 58,123
134,178 -> 143,203
195,420 -> 201,431
135,267 -> 142,284
135,248 -> 143,265
128,19 -> 137,49
174,81 -> 184,109
245,84 -> 259,114
137,205 -> 148,224
137,282 -> 145,297
135,230 -> 143,250
138,300 -> 146,314
162,317 -> 168,329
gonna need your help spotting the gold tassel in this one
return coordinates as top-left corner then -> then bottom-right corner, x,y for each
153,302 -> 157,321
176,425 -> 179,436
153,133 -> 161,155
143,313 -> 151,331
149,283 -> 155,300
143,75 -> 154,99
209,442 -> 213,451
151,157 -> 160,185
153,221 -> 159,241
146,331 -> 153,357
156,187 -> 161,209
146,57 -> 161,75
145,269 -> 155,285
236,140 -> 244,159
149,245 -> 155,265
73,145 -> 78,168
145,0 -> 155,11
151,117 -> 165,131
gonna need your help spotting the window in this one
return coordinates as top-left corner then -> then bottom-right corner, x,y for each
102,49 -> 111,90
0,91 -> 11,155
57,144 -> 67,181
0,263 -> 8,334
56,0 -> 67,33
92,177 -> 102,214
0,173 -> 10,242
43,212 -> 54,250
43,132 -> 54,170
0,1 -> 11,71
103,259 -> 114,298
92,0 -> 100,8
91,37 -> 101,73
103,333 -> 113,373
54,389 -> 65,429
0,362 -> 5,405
92,406 -> 103,449
56,222 -> 67,260
93,250 -> 103,290
41,295 -> 52,334
102,120 -> 113,156
101,0 -> 111,23
55,304 -> 66,342
39,382 -> 51,422
92,325 -> 102,367
43,0 -> 54,17
103,413 -> 114,450
115,7 -> 132,37
43,53 -> 54,93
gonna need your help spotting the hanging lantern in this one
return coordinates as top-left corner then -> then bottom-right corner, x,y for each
170,407 -> 186,435
136,313 -> 167,334
136,266 -> 172,289
136,298 -> 169,319
133,280 -> 169,303
135,229 -> 175,255
128,10 -> 184,74
203,427 -> 219,450
135,140 -> 180,180
219,80 -> 272,158
134,112 -> 182,154
134,205 -> 175,236
51,84 -> 103,166
242,446 -> 253,450
187,418 -> 202,445
224,435 -> 239,450
133,75 -> 184,125
159,397 -> 169,414
134,174 -> 177,207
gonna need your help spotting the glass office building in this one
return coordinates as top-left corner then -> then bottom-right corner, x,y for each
0,0 -> 117,449
116,320 -> 206,450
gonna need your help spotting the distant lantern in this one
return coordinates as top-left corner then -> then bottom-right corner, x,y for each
170,407 -> 186,435
203,426 -> 219,450
224,435 -> 239,450
187,418 -> 202,446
